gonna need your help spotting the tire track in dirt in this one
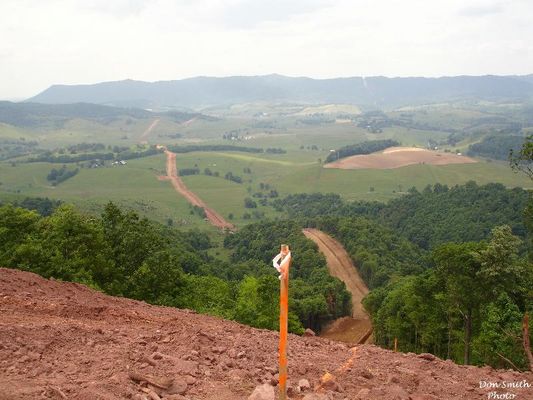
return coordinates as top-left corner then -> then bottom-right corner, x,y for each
302,228 -> 372,344
160,147 -> 235,231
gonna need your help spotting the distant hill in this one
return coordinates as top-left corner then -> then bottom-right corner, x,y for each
27,74 -> 533,109
0,101 -> 204,128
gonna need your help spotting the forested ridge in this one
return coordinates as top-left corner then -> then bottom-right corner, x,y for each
273,182 -> 530,249
468,135 -> 525,160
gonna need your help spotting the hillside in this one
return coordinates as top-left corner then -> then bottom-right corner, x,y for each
1,268 -> 532,400
0,101 -> 203,128
27,74 -> 533,109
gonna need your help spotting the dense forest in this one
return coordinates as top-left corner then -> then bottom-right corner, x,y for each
325,139 -> 399,163
468,135 -> 525,160
0,203 -> 352,335
362,225 -> 532,370
273,182 -> 530,249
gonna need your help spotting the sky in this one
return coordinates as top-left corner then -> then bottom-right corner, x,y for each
1,0 -> 532,99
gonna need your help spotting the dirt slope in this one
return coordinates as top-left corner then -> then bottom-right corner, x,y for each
1,268 -> 532,400
302,229 -> 372,344
161,149 -> 234,231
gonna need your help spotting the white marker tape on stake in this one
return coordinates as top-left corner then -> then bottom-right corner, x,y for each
272,252 -> 291,279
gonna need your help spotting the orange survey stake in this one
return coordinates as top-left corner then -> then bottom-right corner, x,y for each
273,244 -> 291,400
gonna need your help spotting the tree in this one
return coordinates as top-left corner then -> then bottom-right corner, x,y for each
433,242 -> 485,365
473,293 -> 525,369
510,135 -> 533,179
474,225 -> 524,298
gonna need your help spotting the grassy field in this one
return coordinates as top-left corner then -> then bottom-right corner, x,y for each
1,102 -> 531,230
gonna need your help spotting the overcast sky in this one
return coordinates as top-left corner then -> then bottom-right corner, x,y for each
1,0 -> 532,99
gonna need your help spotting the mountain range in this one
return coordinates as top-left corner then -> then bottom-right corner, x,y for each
28,74 -> 533,110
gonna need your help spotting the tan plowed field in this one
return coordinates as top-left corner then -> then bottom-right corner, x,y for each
325,146 -> 477,170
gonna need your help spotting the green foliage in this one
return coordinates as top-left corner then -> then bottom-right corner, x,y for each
468,135 -> 525,160
224,220 -> 352,331
47,166 -> 79,185
2,197 -> 61,216
385,182 -> 529,249
510,134 -> 533,179
472,293 -> 526,369
178,167 -> 200,176
325,139 -> 399,163
274,182 -> 529,250
367,226 -> 533,369
167,144 -> 264,154
307,216 -> 425,288
244,197 -> 257,208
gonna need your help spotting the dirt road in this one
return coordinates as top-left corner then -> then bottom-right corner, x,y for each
302,228 -> 372,344
139,118 -> 160,144
162,149 -> 234,231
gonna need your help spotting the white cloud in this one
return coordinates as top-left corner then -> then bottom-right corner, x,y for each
0,0 -> 532,99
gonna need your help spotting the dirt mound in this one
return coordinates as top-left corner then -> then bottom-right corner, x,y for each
1,268 -> 532,399
325,147 -> 477,170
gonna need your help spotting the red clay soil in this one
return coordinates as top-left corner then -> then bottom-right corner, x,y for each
302,229 -> 372,345
1,268 -> 532,400
325,147 -> 478,170
161,149 -> 234,231
139,119 -> 160,144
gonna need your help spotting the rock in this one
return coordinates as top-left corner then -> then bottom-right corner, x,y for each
184,375 -> 197,385
388,384 -> 410,400
287,386 -> 297,397
303,328 -> 316,337
356,388 -> 371,400
360,369 -> 373,380
319,372 -> 339,392
386,375 -> 400,384
174,359 -> 199,375
248,383 -> 275,400
270,373 -> 279,386
302,394 -> 328,400
212,346 -> 227,354
298,379 -> 311,392
418,353 -> 436,361
166,380 -> 188,395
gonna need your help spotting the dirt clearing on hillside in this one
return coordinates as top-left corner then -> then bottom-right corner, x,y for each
302,229 -> 372,345
1,268 -> 532,400
139,118 -> 160,144
325,146 -> 478,170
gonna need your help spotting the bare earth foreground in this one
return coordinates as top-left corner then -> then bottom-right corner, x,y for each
1,268 -> 532,400
325,147 -> 478,170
